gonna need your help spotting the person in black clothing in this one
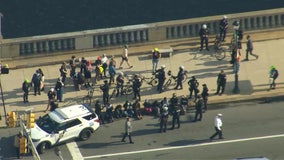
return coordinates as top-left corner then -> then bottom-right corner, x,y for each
199,24 -> 209,51
116,72 -> 125,97
80,57 -> 87,74
174,66 -> 185,90
45,88 -> 56,112
73,72 -> 85,91
49,101 -> 58,112
159,104 -> 169,133
32,70 -> 41,96
194,95 -> 203,122
201,84 -> 209,111
55,77 -> 64,102
69,55 -> 76,78
188,76 -> 199,99
100,80 -> 110,105
219,15 -> 228,42
94,100 -> 104,124
132,75 -> 142,101
169,93 -> 178,115
179,95 -> 188,115
215,70 -> 227,96
171,103 -> 181,129
157,65 -> 166,93
59,62 -> 68,84
22,79 -> 30,103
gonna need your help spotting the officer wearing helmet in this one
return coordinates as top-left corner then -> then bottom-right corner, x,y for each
174,66 -> 185,90
22,79 -> 31,103
116,72 -> 125,97
219,15 -> 228,41
199,24 -> 209,51
159,104 -> 169,133
156,65 -> 166,93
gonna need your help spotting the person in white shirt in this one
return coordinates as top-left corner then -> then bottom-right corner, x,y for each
210,113 -> 224,140
101,54 -> 108,78
119,45 -> 133,69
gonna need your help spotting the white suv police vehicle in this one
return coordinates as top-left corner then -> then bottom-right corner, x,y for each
30,104 -> 100,154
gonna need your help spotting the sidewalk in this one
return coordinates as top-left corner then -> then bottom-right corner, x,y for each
1,29 -> 284,127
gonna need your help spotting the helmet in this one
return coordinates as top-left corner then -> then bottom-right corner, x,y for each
223,15 -> 227,19
179,66 -> 184,70
217,113 -> 223,117
202,24 -> 207,29
50,88 -> 55,92
24,79 -> 29,83
119,71 -> 124,76
154,48 -> 159,52
270,65 -> 275,69
161,65 -> 166,69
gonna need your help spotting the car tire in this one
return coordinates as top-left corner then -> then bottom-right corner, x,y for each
79,129 -> 92,141
37,141 -> 49,154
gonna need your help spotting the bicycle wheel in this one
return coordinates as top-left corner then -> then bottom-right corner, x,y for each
151,78 -> 158,86
163,79 -> 172,90
124,83 -> 133,95
215,48 -> 226,61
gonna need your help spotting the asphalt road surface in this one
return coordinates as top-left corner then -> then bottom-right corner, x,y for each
1,99 -> 284,160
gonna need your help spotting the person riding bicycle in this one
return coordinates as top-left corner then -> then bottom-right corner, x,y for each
156,65 -> 166,93
174,66 -> 185,90
116,72 -> 125,97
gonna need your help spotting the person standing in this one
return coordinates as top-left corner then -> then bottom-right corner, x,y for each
80,57 -> 87,74
108,56 -> 117,85
31,70 -> 41,96
22,79 -> 30,103
179,95 -> 188,115
219,15 -> 228,42
121,117 -> 134,144
116,72 -> 125,96
157,65 -> 166,93
201,84 -> 209,111
193,95 -> 203,122
101,54 -> 108,78
55,77 -> 64,102
69,55 -> 76,78
244,35 -> 259,61
199,24 -> 209,51
215,70 -> 227,96
174,66 -> 185,90
188,76 -> 199,99
100,80 -> 110,105
269,65 -> 279,90
171,103 -> 181,129
169,93 -> 179,115
59,62 -> 68,85
159,104 -> 169,133
132,75 -> 142,101
94,100 -> 104,124
152,48 -> 161,74
210,113 -> 224,140
38,68 -> 45,91
119,45 -> 133,69
84,60 -> 92,87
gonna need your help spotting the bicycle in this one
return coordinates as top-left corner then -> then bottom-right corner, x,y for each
213,35 -> 235,61
139,73 -> 158,86
82,87 -> 95,106
109,75 -> 133,100
163,70 -> 188,90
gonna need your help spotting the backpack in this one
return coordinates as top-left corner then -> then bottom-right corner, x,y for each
274,69 -> 279,79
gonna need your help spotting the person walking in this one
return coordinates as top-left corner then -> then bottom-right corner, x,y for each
210,113 -> 224,140
22,79 -> 30,103
215,70 -> 227,96
119,45 -> 133,69
121,117 -> 134,144
219,15 -> 228,42
152,48 -> 161,74
193,95 -> 203,122
199,24 -> 209,51
31,70 -> 41,96
188,76 -> 199,99
174,66 -> 185,90
157,65 -> 166,93
201,84 -> 209,111
244,35 -> 259,61
269,65 -> 279,90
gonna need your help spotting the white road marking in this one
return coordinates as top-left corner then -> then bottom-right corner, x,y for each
84,133 -> 284,159
66,142 -> 84,160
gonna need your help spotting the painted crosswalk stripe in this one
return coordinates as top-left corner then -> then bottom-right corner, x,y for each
66,142 -> 84,160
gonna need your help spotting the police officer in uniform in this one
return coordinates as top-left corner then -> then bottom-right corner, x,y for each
95,100 -> 104,124
100,80 -> 110,105
174,66 -> 185,90
159,104 -> 169,133
201,84 -> 209,111
188,76 -> 199,99
194,95 -> 203,122
157,65 -> 166,93
215,70 -> 227,96
132,75 -> 142,101
169,93 -> 178,115
116,72 -> 125,97
199,24 -> 209,51
219,15 -> 228,42
171,103 -> 181,129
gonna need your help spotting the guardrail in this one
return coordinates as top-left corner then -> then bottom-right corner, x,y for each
0,8 -> 284,58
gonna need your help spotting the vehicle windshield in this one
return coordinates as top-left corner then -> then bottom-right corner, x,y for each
36,114 -> 60,134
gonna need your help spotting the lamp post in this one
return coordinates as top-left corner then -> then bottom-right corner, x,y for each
232,21 -> 240,94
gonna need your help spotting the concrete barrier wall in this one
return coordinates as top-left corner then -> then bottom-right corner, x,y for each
1,8 -> 284,58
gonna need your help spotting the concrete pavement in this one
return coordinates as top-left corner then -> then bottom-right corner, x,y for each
0,29 -> 284,127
